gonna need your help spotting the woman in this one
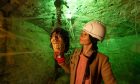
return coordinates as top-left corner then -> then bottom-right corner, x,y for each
51,21 -> 116,84
50,27 -> 70,81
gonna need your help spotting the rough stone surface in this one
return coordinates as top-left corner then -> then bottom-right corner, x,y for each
0,0 -> 140,84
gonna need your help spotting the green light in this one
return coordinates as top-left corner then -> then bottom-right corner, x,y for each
65,10 -> 72,19
64,0 -> 77,19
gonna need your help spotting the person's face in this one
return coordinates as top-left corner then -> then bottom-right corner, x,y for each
80,31 -> 91,45
51,32 -> 65,52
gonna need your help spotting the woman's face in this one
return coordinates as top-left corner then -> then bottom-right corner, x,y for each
51,32 -> 65,52
80,31 -> 91,45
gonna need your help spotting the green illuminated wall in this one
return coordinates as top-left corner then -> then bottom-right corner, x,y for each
0,0 -> 140,84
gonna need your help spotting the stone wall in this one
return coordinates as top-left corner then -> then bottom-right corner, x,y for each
0,0 -> 140,84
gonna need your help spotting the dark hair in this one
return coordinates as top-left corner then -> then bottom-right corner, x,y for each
50,28 -> 70,53
89,35 -> 98,51
85,35 -> 99,77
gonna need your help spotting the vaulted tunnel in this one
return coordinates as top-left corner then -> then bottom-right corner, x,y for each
0,0 -> 140,84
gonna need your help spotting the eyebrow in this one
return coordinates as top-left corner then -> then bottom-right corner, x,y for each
52,33 -> 61,37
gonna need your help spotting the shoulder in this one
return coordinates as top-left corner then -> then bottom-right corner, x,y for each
73,48 -> 82,55
74,48 -> 81,52
96,52 -> 109,64
97,52 -> 108,59
70,48 -> 81,59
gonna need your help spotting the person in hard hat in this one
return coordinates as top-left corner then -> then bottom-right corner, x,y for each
52,21 -> 116,84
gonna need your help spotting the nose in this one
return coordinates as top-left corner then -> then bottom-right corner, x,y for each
80,34 -> 83,39
80,36 -> 82,41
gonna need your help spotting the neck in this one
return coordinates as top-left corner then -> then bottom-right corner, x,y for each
82,44 -> 94,52
83,45 -> 89,52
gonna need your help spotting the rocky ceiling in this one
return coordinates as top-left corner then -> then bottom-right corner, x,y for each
0,0 -> 140,38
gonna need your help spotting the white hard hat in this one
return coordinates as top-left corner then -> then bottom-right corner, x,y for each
83,21 -> 106,41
